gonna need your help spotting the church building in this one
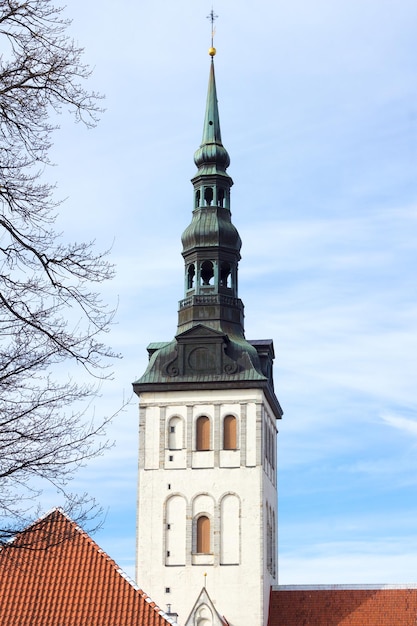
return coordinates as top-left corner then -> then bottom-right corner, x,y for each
133,44 -> 282,626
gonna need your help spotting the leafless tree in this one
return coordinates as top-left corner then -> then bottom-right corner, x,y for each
0,0 -> 117,543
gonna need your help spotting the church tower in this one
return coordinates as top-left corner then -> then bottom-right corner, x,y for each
133,42 -> 282,626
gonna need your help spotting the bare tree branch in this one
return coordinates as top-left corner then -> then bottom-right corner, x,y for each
0,0 -> 118,544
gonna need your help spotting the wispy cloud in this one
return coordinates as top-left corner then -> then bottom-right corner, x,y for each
380,413 -> 417,438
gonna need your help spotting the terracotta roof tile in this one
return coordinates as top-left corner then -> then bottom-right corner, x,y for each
0,509 -> 173,626
269,586 -> 417,625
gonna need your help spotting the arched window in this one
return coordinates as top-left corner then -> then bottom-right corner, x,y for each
223,415 -> 237,450
200,260 -> 214,285
220,261 -> 231,288
187,264 -> 195,289
197,515 -> 210,553
196,605 -> 213,626
168,416 -> 183,450
196,416 -> 210,451
195,189 -> 201,208
204,187 -> 213,206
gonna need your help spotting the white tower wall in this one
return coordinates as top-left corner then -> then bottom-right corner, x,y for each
136,388 -> 278,626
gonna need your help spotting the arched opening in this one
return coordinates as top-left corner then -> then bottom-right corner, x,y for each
196,416 -> 210,451
220,261 -> 231,288
195,189 -> 201,208
165,495 -> 186,565
187,264 -> 195,289
196,605 -> 213,626
223,415 -> 237,450
200,260 -> 214,285
196,515 -> 210,553
204,187 -> 213,206
168,416 -> 183,450
217,187 -> 225,207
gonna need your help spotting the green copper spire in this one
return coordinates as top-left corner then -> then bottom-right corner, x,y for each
193,59 -> 231,176
179,52 -> 243,338
133,43 -> 282,420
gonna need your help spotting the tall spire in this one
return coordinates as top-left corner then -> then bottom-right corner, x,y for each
179,45 -> 243,338
134,26 -> 280,415
193,58 -> 230,177
193,10 -> 230,178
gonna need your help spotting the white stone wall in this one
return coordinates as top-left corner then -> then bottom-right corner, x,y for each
136,388 -> 278,626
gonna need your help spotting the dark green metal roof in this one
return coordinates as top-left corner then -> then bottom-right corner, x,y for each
181,206 -> 241,254
133,325 -> 282,417
193,60 -> 231,178
132,55 -> 283,420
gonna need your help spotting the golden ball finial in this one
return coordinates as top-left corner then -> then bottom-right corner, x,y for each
209,46 -> 216,57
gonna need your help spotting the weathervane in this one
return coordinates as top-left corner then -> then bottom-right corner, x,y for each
207,8 -> 218,57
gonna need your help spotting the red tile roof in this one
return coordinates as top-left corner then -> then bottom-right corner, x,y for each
269,586 -> 417,625
0,509 -> 173,626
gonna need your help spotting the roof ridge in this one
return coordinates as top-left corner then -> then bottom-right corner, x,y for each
41,509 -> 178,624
0,507 -> 178,625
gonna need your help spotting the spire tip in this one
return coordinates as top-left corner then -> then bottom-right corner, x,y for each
207,8 -> 218,56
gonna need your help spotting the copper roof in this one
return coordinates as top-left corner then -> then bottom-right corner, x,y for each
0,509 -> 174,626
269,587 -> 417,625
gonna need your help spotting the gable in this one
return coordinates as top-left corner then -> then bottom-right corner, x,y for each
0,509 -> 173,626
176,324 -> 227,341
185,587 -> 229,626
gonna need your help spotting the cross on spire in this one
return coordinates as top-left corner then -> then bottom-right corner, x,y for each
207,8 -> 218,48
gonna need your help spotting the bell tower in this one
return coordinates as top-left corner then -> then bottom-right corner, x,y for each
133,39 -> 282,626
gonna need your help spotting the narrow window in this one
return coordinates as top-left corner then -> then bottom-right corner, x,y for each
195,190 -> 201,208
197,515 -> 210,553
196,416 -> 210,451
223,415 -> 237,450
217,187 -> 225,207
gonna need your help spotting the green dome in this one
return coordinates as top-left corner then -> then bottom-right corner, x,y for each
194,141 -> 230,172
181,207 -> 241,254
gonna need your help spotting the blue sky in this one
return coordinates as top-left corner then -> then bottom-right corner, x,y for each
38,0 -> 417,584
